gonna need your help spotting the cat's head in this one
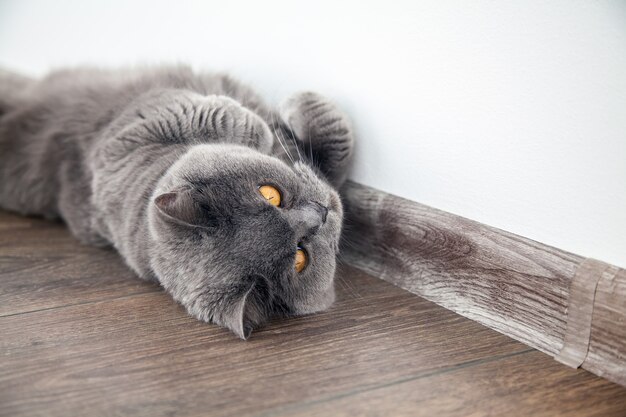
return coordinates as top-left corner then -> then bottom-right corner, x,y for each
147,144 -> 342,338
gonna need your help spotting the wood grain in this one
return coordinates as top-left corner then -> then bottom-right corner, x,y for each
584,267 -> 626,385
0,271 -> 526,416
340,181 -> 626,387
0,212 -> 159,316
275,351 -> 626,417
556,259 -> 609,368
2,208 -> 625,416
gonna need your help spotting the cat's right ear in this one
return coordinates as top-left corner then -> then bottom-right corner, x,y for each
220,276 -> 272,340
153,190 -> 216,228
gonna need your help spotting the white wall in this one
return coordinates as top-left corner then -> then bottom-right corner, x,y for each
1,0 -> 625,267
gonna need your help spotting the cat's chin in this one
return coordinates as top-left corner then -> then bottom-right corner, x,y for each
290,287 -> 336,316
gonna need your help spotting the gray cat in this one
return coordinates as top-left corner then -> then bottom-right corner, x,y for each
0,66 -> 354,339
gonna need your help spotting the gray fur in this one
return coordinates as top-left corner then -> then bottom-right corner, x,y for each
0,66 -> 354,339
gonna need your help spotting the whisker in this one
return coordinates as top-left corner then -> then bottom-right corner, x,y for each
304,114 -> 320,171
275,113 -> 300,163
277,125 -> 296,162
270,110 -> 294,164
335,258 -> 363,300
283,114 -> 315,169
286,123 -> 303,163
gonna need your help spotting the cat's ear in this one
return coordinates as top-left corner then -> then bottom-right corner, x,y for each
153,189 -> 216,228
221,276 -> 271,340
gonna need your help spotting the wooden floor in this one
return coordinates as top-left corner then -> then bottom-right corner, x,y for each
1,212 -> 625,417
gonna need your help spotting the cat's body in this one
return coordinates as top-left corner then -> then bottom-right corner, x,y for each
0,66 -> 354,338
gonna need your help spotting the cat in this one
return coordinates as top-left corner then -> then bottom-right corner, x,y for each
0,66 -> 354,339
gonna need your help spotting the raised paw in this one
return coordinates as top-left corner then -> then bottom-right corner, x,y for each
201,95 -> 274,153
279,92 -> 354,188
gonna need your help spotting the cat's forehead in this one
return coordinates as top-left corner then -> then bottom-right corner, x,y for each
173,144 -> 331,197
171,144 -> 285,181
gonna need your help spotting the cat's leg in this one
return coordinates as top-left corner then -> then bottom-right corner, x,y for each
278,92 -> 354,188
0,68 -> 34,117
199,95 -> 274,153
58,159 -> 110,247
109,90 -> 275,155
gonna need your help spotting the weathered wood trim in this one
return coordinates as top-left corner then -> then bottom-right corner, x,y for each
583,267 -> 626,383
555,259 -> 609,368
340,181 -> 626,387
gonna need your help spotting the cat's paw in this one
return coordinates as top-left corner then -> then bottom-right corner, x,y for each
203,95 -> 274,154
279,92 -> 354,187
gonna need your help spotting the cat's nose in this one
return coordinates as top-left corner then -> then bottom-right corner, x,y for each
286,202 -> 329,241
311,201 -> 329,223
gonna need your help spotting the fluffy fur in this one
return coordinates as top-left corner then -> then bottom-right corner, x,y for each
0,66 -> 354,338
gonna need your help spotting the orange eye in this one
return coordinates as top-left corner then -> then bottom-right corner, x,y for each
258,185 -> 281,207
295,247 -> 308,273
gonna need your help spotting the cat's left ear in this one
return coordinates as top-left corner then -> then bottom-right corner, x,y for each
153,189 -> 216,228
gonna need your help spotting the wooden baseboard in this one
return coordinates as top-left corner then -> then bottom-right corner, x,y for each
340,181 -> 626,387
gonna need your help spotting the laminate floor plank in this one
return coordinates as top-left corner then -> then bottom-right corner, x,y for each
0,212 -> 159,316
279,350 -> 626,417
0,270 -> 527,417
1,212 -> 625,417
